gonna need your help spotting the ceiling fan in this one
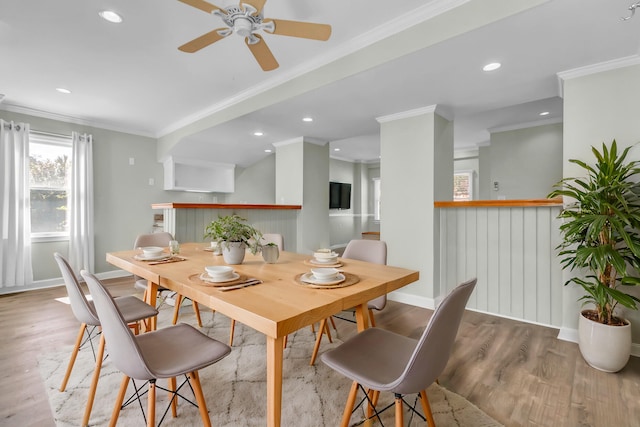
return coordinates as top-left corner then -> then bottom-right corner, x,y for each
177,0 -> 332,71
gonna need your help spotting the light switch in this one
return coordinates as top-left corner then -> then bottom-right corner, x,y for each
129,157 -> 135,165
148,178 -> 154,186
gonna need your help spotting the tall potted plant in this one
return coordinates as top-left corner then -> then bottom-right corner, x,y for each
204,214 -> 262,264
549,140 -> 640,372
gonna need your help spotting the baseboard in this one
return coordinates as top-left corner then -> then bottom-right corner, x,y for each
0,269 -> 131,295
388,290 -> 436,310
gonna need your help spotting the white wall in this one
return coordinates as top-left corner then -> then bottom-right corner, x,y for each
486,123 -> 563,199
562,61 -> 640,344
228,154 -> 276,204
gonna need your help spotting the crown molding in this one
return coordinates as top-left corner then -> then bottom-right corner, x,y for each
0,102 -> 155,138
160,0 -> 469,137
376,104 -> 454,123
488,116 -> 562,134
556,54 -> 640,98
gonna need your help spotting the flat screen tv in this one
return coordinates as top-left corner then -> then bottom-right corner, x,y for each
329,181 -> 351,209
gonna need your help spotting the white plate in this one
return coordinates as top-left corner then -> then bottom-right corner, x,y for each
310,258 -> 339,265
200,272 -> 240,283
300,272 -> 345,285
135,253 -> 169,261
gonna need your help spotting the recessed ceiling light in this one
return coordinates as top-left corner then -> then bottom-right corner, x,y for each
539,111 -> 550,116
264,149 -> 272,153
253,131 -> 264,136
56,87 -> 71,94
302,117 -> 313,122
99,10 -> 123,23
482,62 -> 501,72
334,148 -> 341,152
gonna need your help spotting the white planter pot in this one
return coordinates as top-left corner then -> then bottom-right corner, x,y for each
222,241 -> 246,265
578,310 -> 631,372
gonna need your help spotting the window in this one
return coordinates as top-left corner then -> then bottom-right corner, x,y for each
453,171 -> 473,201
373,178 -> 381,221
29,134 -> 72,239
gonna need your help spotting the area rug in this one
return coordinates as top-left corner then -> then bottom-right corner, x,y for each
39,306 -> 502,426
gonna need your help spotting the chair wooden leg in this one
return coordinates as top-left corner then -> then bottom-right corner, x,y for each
365,389 -> 380,419
340,381 -> 359,427
169,377 -> 177,418
82,333 -> 105,426
283,335 -> 288,348
329,316 -> 337,331
60,323 -> 87,391
147,381 -> 156,427
172,294 -> 183,325
395,395 -> 403,427
192,301 -> 203,327
310,318 -> 327,365
229,319 -> 236,346
368,308 -> 376,327
109,375 -> 130,427
189,371 -> 212,427
420,389 -> 436,427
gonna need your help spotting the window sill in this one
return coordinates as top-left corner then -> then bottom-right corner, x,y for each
32,234 -> 70,243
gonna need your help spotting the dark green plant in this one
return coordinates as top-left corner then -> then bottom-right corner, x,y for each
204,214 -> 263,254
548,140 -> 640,325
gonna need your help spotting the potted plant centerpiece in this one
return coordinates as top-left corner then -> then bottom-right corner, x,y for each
204,214 -> 262,265
549,140 -> 640,372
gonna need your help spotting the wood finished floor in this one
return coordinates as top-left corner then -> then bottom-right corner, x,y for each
1,277 -> 639,427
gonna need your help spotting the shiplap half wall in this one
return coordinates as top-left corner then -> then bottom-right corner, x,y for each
439,205 -> 563,327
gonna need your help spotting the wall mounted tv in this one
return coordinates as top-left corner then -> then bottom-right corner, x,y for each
330,181 -> 351,209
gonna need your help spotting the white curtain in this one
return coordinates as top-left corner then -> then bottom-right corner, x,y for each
68,132 -> 94,274
0,120 -> 33,288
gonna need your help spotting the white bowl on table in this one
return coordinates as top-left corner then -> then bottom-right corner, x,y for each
311,267 -> 340,281
141,246 -> 164,257
205,265 -> 234,281
313,250 -> 338,264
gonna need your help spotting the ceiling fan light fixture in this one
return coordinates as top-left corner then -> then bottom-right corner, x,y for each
99,10 -> 123,24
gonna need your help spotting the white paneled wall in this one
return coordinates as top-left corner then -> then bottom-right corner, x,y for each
163,208 -> 299,253
439,205 -> 563,327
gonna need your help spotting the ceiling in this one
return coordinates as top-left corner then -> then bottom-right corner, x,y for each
1,0 -> 640,167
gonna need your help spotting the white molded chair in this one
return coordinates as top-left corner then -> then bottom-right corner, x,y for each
310,239 -> 387,365
54,252 -> 158,426
321,278 -> 477,427
81,270 -> 231,427
133,232 -> 202,327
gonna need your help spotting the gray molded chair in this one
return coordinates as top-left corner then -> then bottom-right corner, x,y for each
81,270 -> 231,427
54,253 -> 158,427
310,239 -> 388,365
320,278 -> 477,427
133,232 -> 202,327
228,233 -> 284,346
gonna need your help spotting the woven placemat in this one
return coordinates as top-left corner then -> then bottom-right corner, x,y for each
294,272 -> 359,289
188,272 -> 248,287
303,259 -> 343,268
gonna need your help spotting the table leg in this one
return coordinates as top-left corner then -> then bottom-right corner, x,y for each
354,302 -> 370,332
266,335 -> 284,427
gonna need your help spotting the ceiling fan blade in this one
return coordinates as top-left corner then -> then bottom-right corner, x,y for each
242,0 -> 266,15
177,0 -> 223,14
246,34 -> 279,71
264,19 -> 331,41
178,28 -> 228,53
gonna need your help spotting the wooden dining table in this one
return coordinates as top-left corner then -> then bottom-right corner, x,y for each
106,242 -> 419,427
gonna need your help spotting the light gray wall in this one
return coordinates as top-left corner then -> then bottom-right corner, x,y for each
0,110 -> 234,284
227,154 -> 276,204
562,62 -> 640,343
485,123 -> 563,199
